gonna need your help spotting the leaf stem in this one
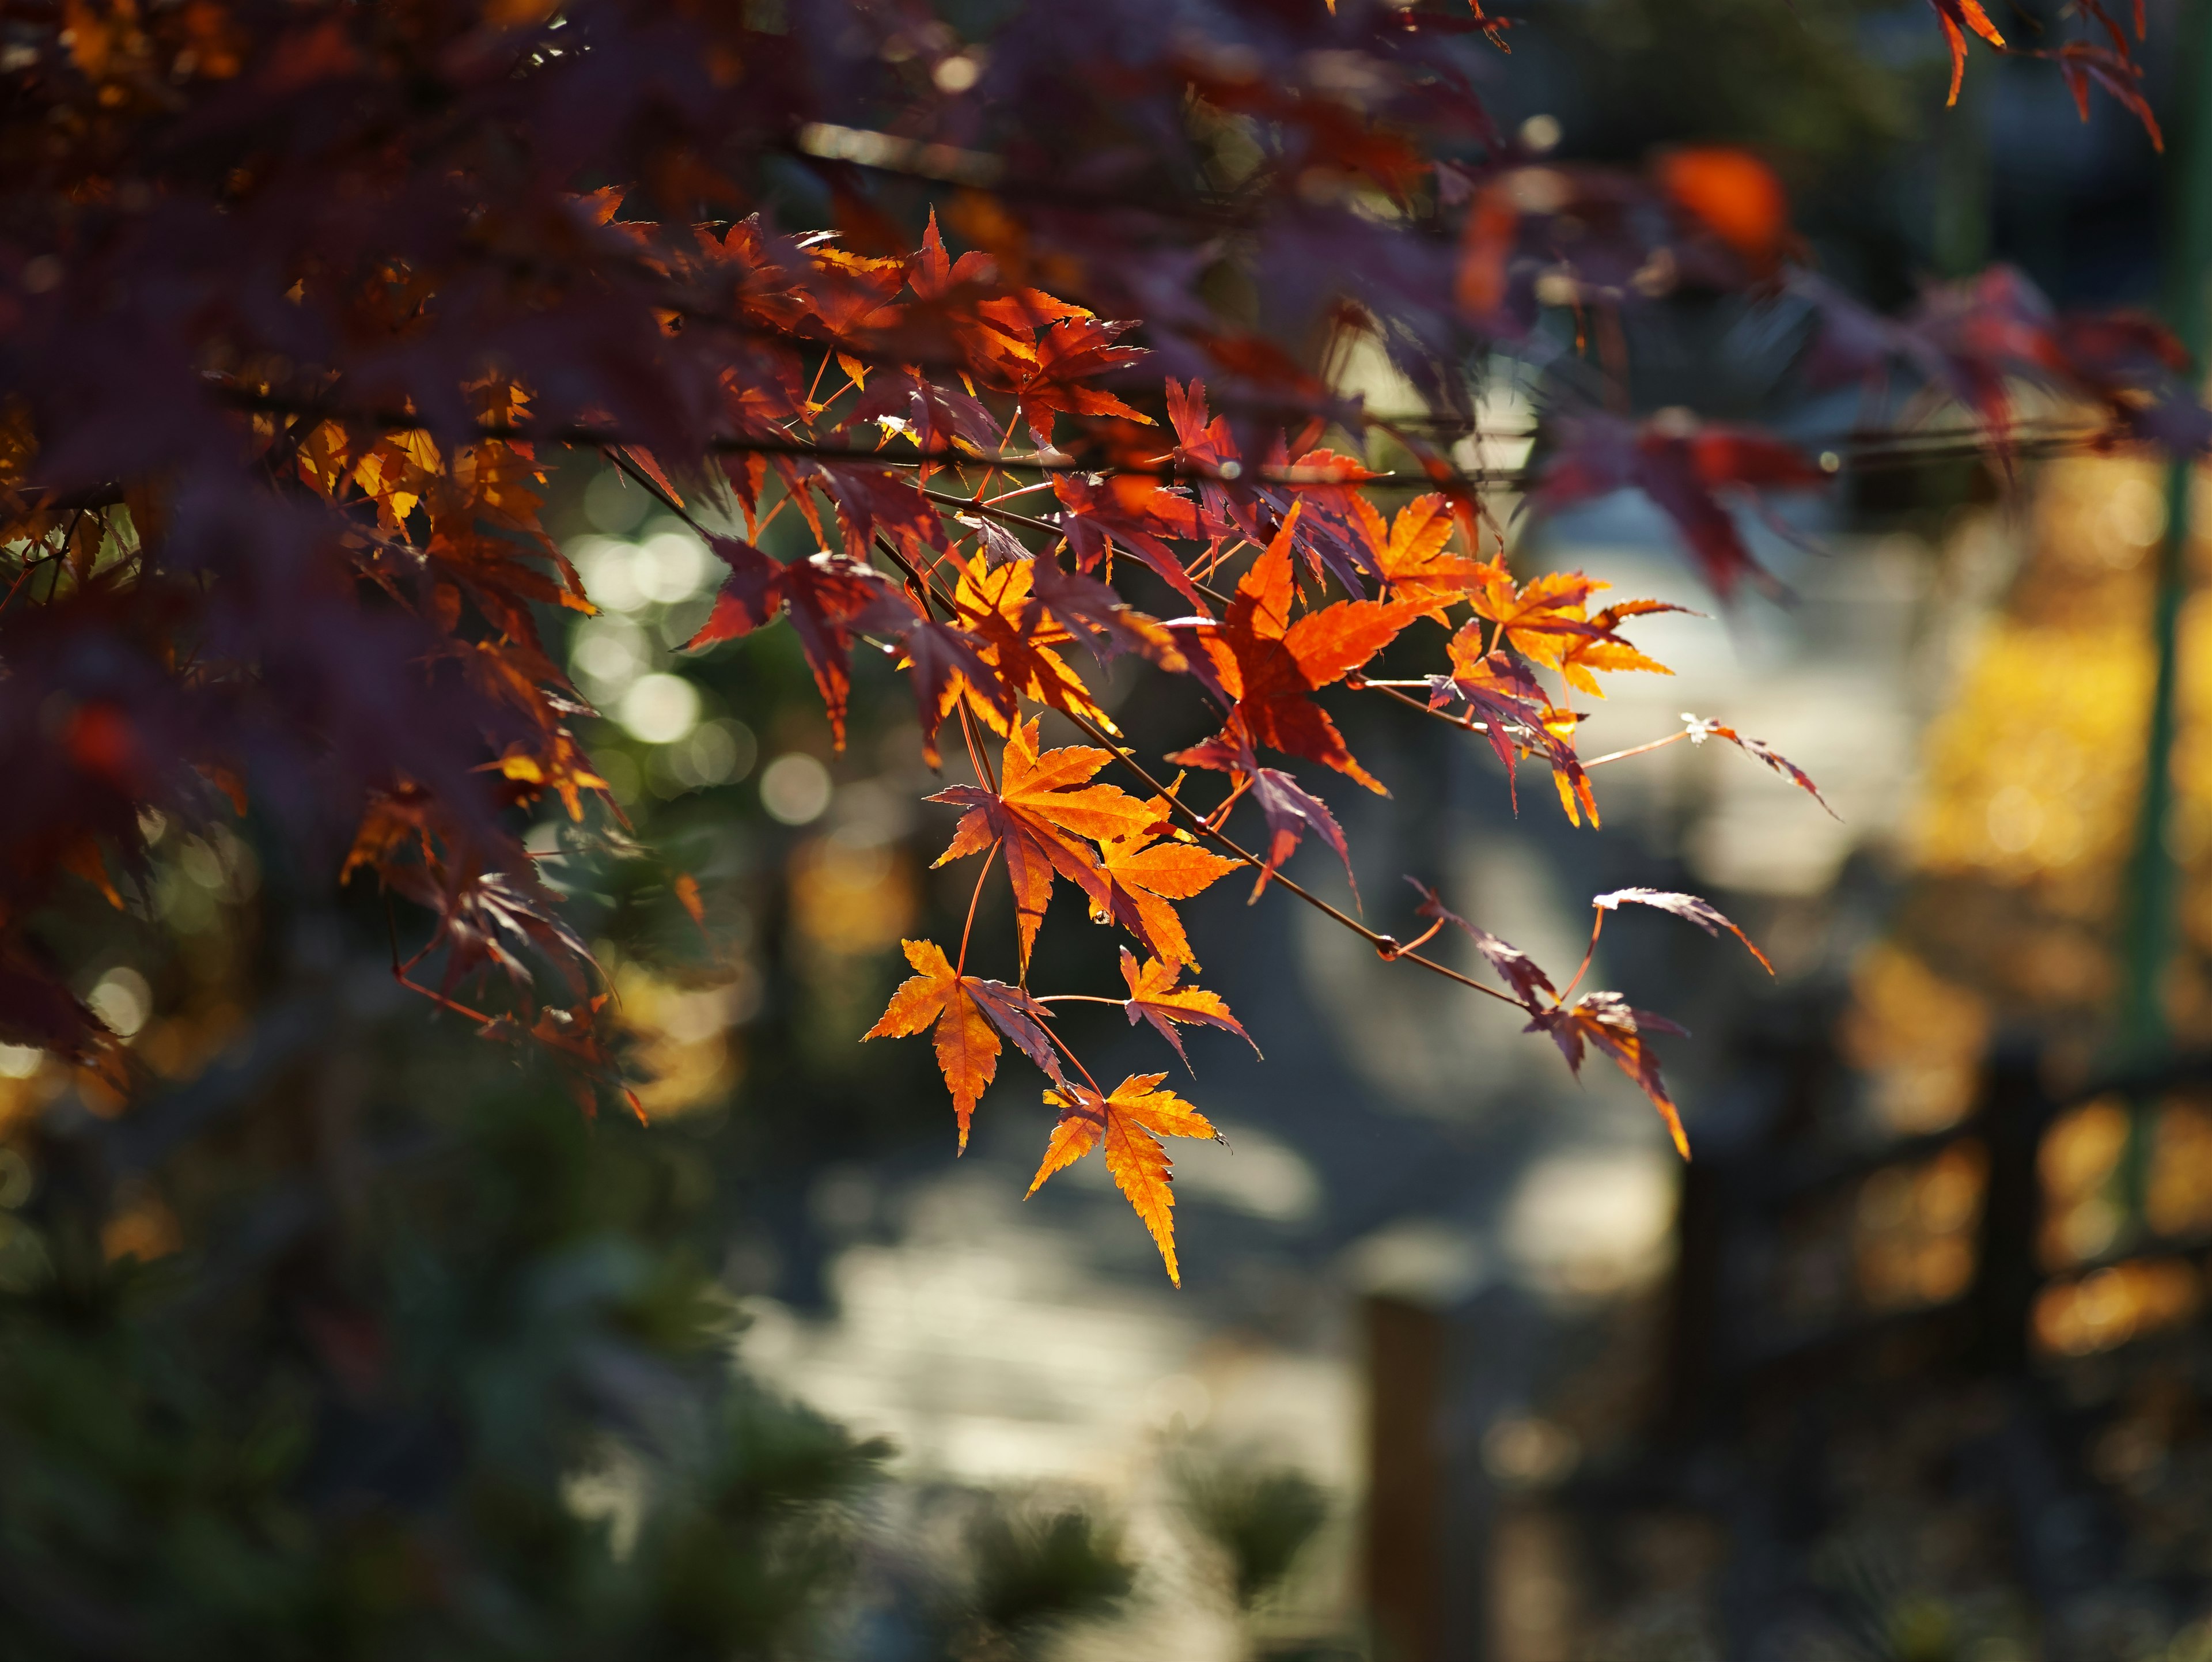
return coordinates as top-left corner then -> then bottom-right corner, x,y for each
1352,675 -> 1491,735
1055,709 -> 1522,1010
956,839 -> 1001,978
1559,910 -> 1604,1004
1581,729 -> 1692,769
1039,1020 -> 1107,1098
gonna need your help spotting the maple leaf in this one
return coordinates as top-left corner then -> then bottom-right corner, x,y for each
1526,993 -> 1692,1159
942,552 -> 1115,736
1192,503 -> 1424,794
929,718 -> 1162,970
2049,43 -> 2162,151
1119,947 -> 1259,1073
1927,0 -> 2005,105
1347,491 -> 1483,619
863,938 -> 1066,1149
1427,625 -> 1595,824
1467,565 -> 1607,669
908,207 -> 997,300
899,618 -> 1014,767
1027,1072 -> 1221,1286
1555,597 -> 1688,698
1407,880 -> 1559,1011
1052,473 -> 1207,609
816,461 -> 949,563
1092,802 -> 1241,968
1009,314 -> 1155,442
1164,377 -> 1251,539
1591,888 -> 1773,974
1533,414 -> 1827,599
685,539 -> 915,747
1683,714 -> 1838,817
1022,555 -> 1190,673
1406,880 -> 1690,1153
844,369 -> 1001,457
1169,710 -> 1355,900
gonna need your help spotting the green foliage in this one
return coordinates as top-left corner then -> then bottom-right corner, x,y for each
1175,1457 -> 1332,1613
961,1498 -> 1136,1656
0,1058 -> 888,1661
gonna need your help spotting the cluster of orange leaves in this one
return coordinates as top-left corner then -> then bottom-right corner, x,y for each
831,444 -> 1797,1281
4,195 -> 1816,1282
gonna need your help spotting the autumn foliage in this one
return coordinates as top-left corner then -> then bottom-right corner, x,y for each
0,0 -> 2193,1282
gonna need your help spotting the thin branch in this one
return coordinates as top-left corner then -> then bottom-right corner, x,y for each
1054,707 -> 1524,1010
1582,729 -> 1694,769
1351,674 -> 1493,737
1039,1018 -> 1107,1098
956,840 -> 1001,978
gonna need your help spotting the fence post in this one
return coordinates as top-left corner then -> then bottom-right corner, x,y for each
1365,1294 -> 1445,1662
1970,1042 -> 2051,1374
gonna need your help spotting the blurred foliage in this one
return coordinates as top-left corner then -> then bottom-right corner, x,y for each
1531,0 -> 1914,164
0,442 -> 1134,1653
959,1499 -> 1135,1657
1175,1456 -> 1332,1613
0,1063 -> 888,1660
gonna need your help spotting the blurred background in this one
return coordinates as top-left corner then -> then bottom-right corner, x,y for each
21,2 -> 2212,1659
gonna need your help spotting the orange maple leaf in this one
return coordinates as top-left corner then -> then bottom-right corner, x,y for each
1027,1072 -> 1221,1286
1929,0 -> 2005,105
1119,948 -> 1259,1072
1193,502 -> 1425,793
863,937 -> 1066,1149
1466,565 -> 1607,671
929,719 -> 1164,969
1348,491 -> 1484,618
1525,993 -> 1691,1159
1092,807 -> 1241,968
942,552 -> 1114,736
1430,623 -> 1596,824
1552,596 -> 1686,698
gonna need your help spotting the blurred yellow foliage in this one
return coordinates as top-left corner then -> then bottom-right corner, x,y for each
613,962 -> 753,1118
789,835 -> 914,957
2035,1257 -> 2200,1356
2148,1099 -> 2212,1240
1853,1141 -> 1985,1312
2040,1095 -> 2130,1269
1836,944 -> 1991,1133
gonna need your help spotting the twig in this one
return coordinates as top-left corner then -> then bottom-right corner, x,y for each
1581,729 -> 1694,769
1054,708 -> 1523,1010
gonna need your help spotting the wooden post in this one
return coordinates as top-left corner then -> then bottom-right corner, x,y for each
1365,1294 -> 1445,1662
1969,1043 -> 2051,1374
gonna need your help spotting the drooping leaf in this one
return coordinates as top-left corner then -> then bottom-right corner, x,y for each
1683,714 -> 1838,817
1927,0 -> 2005,104
1168,711 -> 1356,900
1407,879 -> 1558,1011
687,542 -> 914,747
1119,948 -> 1259,1073
1591,887 -> 1773,974
1027,1072 -> 1221,1286
864,938 -> 1067,1149
1427,624 -> 1595,824
1525,993 -> 1692,1159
